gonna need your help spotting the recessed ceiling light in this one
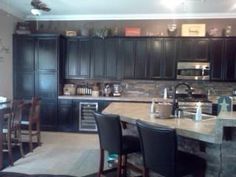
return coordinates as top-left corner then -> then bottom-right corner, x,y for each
161,0 -> 185,10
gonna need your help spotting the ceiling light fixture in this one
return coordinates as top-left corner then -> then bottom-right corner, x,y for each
31,8 -> 41,16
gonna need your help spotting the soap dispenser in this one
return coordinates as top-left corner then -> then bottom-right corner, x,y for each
150,98 -> 156,113
195,102 -> 202,121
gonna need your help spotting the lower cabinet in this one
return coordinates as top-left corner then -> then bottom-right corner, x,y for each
58,99 -> 77,132
58,99 -> 111,132
40,100 -> 58,131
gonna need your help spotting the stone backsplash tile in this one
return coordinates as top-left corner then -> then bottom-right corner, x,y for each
65,79 -> 236,98
121,80 -> 236,98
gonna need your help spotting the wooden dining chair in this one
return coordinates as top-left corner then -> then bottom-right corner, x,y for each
21,97 -> 41,152
2,100 -> 24,166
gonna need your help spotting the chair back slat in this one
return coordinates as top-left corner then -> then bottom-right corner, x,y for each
30,97 -> 40,122
94,112 -> 122,154
11,100 -> 24,129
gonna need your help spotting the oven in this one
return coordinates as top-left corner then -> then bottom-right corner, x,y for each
177,62 -> 210,80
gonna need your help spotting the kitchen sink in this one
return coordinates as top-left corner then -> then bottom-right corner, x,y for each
182,111 -> 216,121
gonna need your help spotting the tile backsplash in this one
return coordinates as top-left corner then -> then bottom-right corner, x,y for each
121,80 -> 236,98
65,79 -> 236,98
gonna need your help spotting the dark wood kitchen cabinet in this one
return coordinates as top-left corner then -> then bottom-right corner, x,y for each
57,99 -> 111,132
120,38 -> 148,79
148,38 -> 177,79
104,38 -> 121,79
13,34 -> 61,131
177,38 -> 209,61
224,38 -> 236,81
210,38 -> 236,81
91,38 -> 105,79
58,99 -> 76,132
65,37 -> 91,79
209,38 -> 225,81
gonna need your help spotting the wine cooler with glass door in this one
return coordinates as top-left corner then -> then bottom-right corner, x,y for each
79,102 -> 98,132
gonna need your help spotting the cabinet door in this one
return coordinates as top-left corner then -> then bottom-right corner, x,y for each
121,39 -> 135,79
148,38 -> 163,79
163,39 -> 177,79
91,38 -> 105,78
65,38 -> 90,79
40,100 -> 57,131
178,38 -> 209,61
13,36 -> 34,71
225,39 -> 236,81
194,39 -> 209,61
209,39 -> 225,81
105,38 -> 119,79
36,37 -> 58,71
178,39 -> 193,61
13,71 -> 35,99
135,39 -> 148,79
58,101 -> 76,132
36,71 -> 57,99
65,39 -> 79,77
79,38 -> 91,78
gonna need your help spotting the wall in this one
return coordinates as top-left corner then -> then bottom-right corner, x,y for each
33,19 -> 236,36
0,10 -> 20,99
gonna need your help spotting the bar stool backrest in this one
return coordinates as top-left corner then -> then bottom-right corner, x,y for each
136,120 -> 177,177
93,112 -> 122,154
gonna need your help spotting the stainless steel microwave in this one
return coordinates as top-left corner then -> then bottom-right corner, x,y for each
177,62 -> 210,80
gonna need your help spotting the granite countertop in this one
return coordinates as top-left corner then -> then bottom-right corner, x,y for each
102,102 -> 232,144
58,95 -> 172,103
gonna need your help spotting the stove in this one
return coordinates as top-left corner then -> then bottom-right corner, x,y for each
176,93 -> 213,114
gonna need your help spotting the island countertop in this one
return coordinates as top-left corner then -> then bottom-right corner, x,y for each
102,102 -> 232,144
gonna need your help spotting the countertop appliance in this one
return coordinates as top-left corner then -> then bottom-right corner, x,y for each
63,84 -> 76,95
177,62 -> 210,80
113,84 -> 122,97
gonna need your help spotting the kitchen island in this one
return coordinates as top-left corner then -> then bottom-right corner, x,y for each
103,102 -> 236,177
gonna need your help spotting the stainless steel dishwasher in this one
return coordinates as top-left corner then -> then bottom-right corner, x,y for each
79,102 -> 98,132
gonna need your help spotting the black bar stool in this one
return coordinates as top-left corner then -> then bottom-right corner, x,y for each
93,112 -> 141,177
136,120 -> 206,177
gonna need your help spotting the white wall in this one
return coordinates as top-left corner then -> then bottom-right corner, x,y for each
0,10 -> 20,99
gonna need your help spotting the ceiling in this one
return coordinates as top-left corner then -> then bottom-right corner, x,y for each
1,0 -> 236,21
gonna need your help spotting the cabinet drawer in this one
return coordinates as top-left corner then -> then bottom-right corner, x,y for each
58,99 -> 73,105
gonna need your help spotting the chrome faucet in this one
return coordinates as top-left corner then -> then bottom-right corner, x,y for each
172,82 -> 192,115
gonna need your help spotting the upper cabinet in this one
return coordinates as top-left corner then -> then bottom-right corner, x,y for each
91,38 -> 105,79
148,38 -> 177,80
63,36 -> 236,81
177,38 -> 209,61
104,38 -> 121,79
224,38 -> 236,81
14,36 -> 35,71
210,38 -> 236,81
65,37 -> 91,79
209,38 -> 225,81
120,38 -> 148,79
